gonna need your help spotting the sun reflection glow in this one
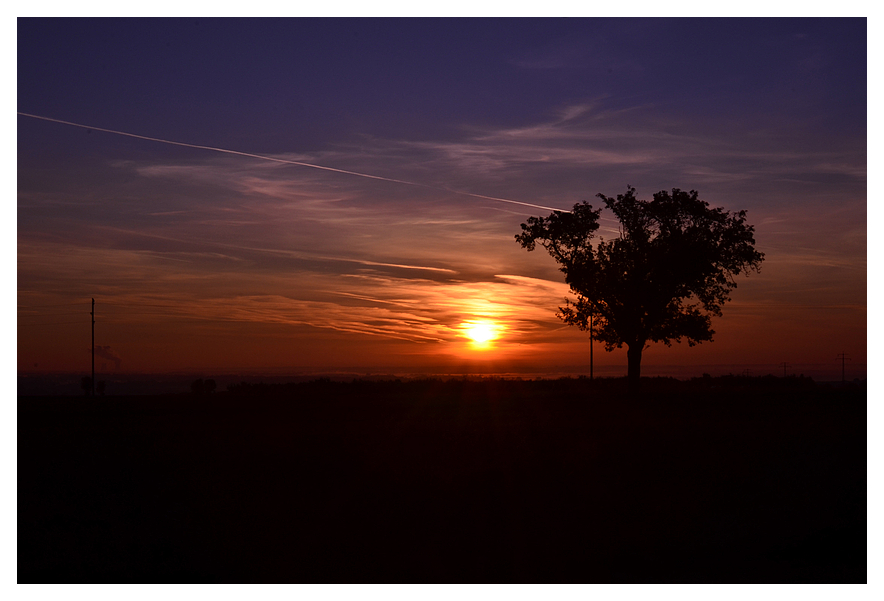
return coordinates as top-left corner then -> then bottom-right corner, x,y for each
460,319 -> 502,348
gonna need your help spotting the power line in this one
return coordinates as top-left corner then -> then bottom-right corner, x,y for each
17,311 -> 87,317
102,301 -> 183,307
17,302 -> 90,308
17,320 -> 89,326
836,353 -> 849,383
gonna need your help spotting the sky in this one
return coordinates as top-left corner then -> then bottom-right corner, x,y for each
16,17 -> 868,381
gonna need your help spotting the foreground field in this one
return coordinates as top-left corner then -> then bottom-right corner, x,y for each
18,378 -> 866,583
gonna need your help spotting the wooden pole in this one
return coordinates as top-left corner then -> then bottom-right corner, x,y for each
91,298 -> 95,397
837,353 -> 848,383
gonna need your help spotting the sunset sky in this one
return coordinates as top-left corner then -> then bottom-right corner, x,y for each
16,18 -> 867,381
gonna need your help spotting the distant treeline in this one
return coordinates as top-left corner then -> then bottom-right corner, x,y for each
221,373 -> 831,398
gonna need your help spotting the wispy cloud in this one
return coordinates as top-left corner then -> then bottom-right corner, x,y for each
307,102 -> 866,209
93,345 -> 122,370
18,232 -> 573,353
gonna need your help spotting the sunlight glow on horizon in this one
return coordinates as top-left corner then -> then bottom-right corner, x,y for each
460,319 -> 503,349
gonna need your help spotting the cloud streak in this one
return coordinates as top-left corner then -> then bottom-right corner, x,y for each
18,112 -> 566,213
93,345 -> 122,370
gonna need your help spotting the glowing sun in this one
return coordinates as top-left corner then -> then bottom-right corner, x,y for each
461,319 -> 501,347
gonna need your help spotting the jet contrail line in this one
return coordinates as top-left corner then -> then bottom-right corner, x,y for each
18,112 -> 567,214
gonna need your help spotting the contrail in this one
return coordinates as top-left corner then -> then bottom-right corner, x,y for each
18,112 -> 567,213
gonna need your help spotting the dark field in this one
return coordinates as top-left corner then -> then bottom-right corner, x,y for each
18,378 -> 866,583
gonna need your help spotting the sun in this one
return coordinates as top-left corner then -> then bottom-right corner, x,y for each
460,319 -> 501,348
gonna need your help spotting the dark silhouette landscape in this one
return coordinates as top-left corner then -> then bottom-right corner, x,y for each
18,376 -> 866,583
16,18 -> 868,587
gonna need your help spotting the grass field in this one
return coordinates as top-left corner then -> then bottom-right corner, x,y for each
18,377 -> 866,583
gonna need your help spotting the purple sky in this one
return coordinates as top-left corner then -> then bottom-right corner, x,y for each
16,18 -> 867,380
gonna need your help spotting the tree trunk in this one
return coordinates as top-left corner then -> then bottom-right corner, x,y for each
627,343 -> 643,392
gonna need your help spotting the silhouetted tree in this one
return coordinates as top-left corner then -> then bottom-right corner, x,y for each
80,376 -> 92,397
204,379 -> 216,394
516,186 -> 764,389
191,378 -> 204,395
96,380 -> 106,396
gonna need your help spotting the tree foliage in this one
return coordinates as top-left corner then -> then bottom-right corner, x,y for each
516,186 -> 764,384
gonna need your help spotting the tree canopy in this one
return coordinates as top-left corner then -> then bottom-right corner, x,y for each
516,186 -> 764,387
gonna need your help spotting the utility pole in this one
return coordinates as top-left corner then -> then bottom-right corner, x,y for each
781,362 -> 790,378
837,353 -> 849,383
91,298 -> 95,397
